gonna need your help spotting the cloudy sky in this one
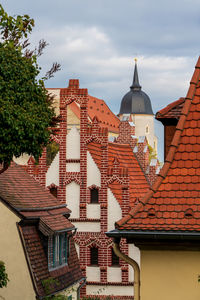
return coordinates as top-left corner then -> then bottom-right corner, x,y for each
2,0 -> 200,160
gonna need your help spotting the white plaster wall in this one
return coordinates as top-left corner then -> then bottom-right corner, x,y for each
87,204 -> 101,219
107,267 -> 121,282
87,151 -> 101,187
14,153 -> 30,165
66,182 -> 80,218
86,285 -> 133,296
72,222 -> 100,232
67,163 -> 80,172
46,152 -> 59,187
132,114 -> 155,149
107,188 -> 122,231
128,243 -> 141,282
67,126 -> 80,159
86,266 -> 100,282
61,282 -> 79,300
46,88 -> 60,116
75,243 -> 80,259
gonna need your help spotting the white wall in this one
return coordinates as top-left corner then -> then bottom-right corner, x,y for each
86,285 -> 133,296
66,182 -> 80,218
87,151 -> 101,187
67,163 -> 80,172
107,188 -> 122,231
46,152 -> 59,187
86,266 -> 100,282
128,243 -> 141,282
87,204 -> 101,219
72,222 -> 100,232
67,126 -> 80,159
132,114 -> 155,150
107,267 -> 121,282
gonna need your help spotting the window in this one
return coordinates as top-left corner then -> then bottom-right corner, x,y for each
90,247 -> 98,265
111,248 -> 119,266
50,187 -> 58,198
48,233 -> 68,269
146,125 -> 149,134
90,188 -> 99,203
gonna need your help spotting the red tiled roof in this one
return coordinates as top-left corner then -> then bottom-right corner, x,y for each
0,162 -> 65,210
39,214 -> 74,235
117,56 -> 200,232
88,95 -> 120,133
0,163 -> 82,297
68,95 -> 120,133
88,142 -> 150,207
156,97 -> 185,119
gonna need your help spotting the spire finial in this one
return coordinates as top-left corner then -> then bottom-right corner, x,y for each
130,58 -> 141,91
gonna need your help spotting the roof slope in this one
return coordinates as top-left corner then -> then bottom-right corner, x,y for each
156,97 -> 185,119
88,141 -> 150,207
117,56 -> 200,231
69,95 -> 120,133
0,163 -> 82,297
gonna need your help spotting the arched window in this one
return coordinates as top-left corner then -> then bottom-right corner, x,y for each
50,186 -> 58,198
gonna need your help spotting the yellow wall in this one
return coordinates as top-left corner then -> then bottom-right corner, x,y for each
0,201 -> 35,300
141,250 -> 200,300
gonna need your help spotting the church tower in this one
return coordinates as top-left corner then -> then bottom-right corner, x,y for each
118,60 -> 157,152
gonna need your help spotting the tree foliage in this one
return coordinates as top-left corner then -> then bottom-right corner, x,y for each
0,261 -> 9,288
0,5 -> 60,170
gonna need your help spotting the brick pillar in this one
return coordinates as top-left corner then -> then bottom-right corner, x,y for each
58,90 -> 67,204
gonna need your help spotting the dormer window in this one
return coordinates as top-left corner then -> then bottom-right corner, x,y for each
48,233 -> 68,270
184,209 -> 193,218
90,188 -> 99,204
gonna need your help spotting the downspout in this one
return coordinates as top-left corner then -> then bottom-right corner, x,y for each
113,238 -> 140,300
77,277 -> 86,300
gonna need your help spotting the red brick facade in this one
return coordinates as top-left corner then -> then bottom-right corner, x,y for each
25,79 -> 159,299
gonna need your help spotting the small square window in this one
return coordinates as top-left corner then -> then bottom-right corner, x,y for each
90,247 -> 98,265
90,188 -> 99,203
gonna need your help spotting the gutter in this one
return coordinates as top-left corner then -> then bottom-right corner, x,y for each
77,277 -> 86,300
112,238 -> 140,300
107,229 -> 200,241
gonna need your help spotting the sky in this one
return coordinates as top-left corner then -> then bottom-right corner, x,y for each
2,0 -> 200,161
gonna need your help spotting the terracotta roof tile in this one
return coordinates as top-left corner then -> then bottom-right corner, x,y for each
88,142 -> 150,207
156,97 -> 185,119
69,95 -> 120,133
117,56 -> 200,232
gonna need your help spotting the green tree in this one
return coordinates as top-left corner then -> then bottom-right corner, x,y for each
0,5 -> 60,173
0,261 -> 9,288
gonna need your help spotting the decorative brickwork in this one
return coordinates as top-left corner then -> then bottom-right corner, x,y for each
25,79 -> 159,299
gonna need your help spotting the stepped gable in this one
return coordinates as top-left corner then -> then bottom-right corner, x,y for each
88,141 -> 150,207
0,162 -> 82,297
156,97 -> 185,119
116,56 -> 200,231
68,94 -> 120,133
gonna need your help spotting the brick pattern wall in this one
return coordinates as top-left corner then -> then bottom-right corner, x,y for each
25,79 -> 159,299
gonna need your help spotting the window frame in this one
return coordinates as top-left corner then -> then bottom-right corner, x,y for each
48,232 -> 68,270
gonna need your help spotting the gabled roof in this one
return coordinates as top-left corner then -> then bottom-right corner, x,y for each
68,95 -> 120,133
0,163 -> 83,297
116,56 -> 200,232
88,141 -> 150,207
156,97 -> 185,119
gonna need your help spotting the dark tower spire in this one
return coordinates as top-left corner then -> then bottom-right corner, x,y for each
130,58 -> 141,91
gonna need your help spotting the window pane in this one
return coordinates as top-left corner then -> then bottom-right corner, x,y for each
90,247 -> 98,265
90,188 -> 99,203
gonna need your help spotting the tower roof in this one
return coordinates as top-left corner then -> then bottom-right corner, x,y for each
119,61 -> 154,115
